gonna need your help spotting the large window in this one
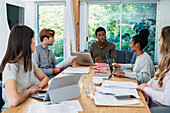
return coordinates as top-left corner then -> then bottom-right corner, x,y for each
88,3 -> 156,61
38,5 -> 64,62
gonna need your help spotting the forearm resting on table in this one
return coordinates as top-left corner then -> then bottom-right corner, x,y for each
5,80 -> 32,107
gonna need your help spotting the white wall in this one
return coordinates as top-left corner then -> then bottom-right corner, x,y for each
0,0 -> 25,63
24,2 -> 38,45
0,0 -> 10,63
155,0 -> 170,62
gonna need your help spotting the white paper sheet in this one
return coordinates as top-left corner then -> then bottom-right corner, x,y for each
102,80 -> 138,89
56,56 -> 77,67
62,67 -> 90,74
93,92 -> 140,106
96,87 -> 140,98
60,100 -> 83,111
28,104 -> 78,113
37,100 -> 83,112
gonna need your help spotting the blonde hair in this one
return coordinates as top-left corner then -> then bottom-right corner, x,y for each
155,26 -> 170,87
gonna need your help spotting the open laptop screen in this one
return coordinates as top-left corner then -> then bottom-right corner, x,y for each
71,52 -> 94,66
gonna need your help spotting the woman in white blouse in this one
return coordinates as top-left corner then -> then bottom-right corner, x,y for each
114,29 -> 155,84
137,26 -> 170,112
0,25 -> 49,111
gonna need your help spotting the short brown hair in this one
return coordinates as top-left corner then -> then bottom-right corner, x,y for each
39,28 -> 55,42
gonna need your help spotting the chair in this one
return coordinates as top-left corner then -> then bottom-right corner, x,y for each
116,50 -> 136,64
0,73 -> 4,110
150,106 -> 170,113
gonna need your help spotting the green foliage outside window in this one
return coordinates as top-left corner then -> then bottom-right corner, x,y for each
88,4 -> 156,61
38,5 -> 64,62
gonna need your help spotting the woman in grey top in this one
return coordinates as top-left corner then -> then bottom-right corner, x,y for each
0,25 -> 49,111
114,29 -> 155,84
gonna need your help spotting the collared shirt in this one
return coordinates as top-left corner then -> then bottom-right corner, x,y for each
32,43 -> 58,78
90,41 -> 116,63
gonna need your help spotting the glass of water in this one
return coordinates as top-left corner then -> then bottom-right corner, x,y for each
84,83 -> 95,98
78,75 -> 86,88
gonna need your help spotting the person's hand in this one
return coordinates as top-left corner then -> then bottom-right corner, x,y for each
53,67 -> 64,74
70,57 -> 77,66
114,71 -> 125,77
27,84 -> 42,95
95,57 -> 103,63
136,83 -> 149,91
113,63 -> 121,68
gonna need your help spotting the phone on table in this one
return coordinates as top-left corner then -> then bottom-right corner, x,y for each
115,95 -> 136,99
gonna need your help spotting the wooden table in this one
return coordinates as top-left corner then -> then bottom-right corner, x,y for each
3,67 -> 151,113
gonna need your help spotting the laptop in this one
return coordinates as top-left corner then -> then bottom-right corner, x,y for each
71,52 -> 94,66
30,74 -> 82,104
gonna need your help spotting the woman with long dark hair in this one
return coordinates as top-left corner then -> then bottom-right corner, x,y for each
0,25 -> 49,111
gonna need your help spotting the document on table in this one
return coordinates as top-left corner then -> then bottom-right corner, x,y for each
96,87 -> 140,98
28,104 -> 78,113
62,67 -> 90,74
37,100 -> 83,112
93,92 -> 139,106
56,56 -> 77,67
102,80 -> 138,89
60,100 -> 83,111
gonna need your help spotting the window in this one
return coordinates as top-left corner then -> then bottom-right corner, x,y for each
88,4 -> 120,49
38,5 -> 64,62
88,3 -> 157,61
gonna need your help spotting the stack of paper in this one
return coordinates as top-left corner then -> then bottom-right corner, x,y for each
93,80 -> 140,106
28,104 -> 77,113
28,100 -> 83,113
93,73 -> 112,79
62,67 -> 90,74
96,87 -> 140,98
94,92 -> 139,106
102,80 -> 138,88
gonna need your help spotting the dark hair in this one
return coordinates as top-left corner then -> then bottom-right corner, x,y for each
0,25 -> 34,73
39,28 -> 55,42
132,28 -> 149,50
95,27 -> 106,36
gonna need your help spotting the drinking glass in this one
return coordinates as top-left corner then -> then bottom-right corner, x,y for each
78,75 -> 86,88
84,83 -> 95,98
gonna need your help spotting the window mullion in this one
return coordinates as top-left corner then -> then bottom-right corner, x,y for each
120,3 -> 123,50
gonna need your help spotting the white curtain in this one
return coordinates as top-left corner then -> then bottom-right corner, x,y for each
64,0 -> 76,58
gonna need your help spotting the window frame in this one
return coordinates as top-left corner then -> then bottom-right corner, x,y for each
35,1 -> 66,58
80,0 -> 160,62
